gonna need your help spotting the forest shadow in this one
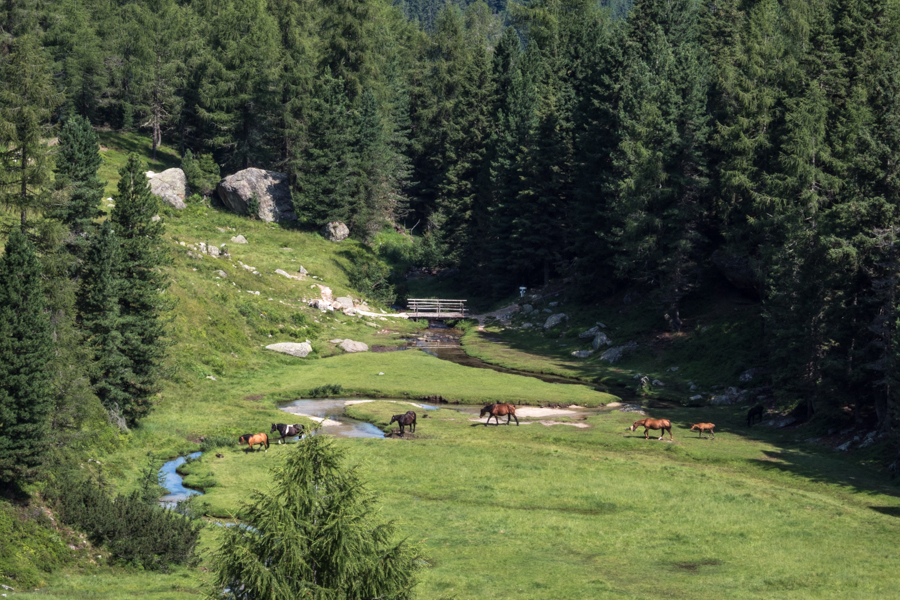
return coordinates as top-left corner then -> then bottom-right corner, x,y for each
749,449 -> 900,499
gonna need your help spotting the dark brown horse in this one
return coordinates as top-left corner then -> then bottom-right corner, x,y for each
238,432 -> 269,452
480,403 -> 519,426
690,422 -> 715,439
747,404 -> 765,427
389,411 -> 417,434
629,418 -> 673,440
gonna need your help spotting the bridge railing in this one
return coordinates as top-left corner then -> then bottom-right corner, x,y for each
406,298 -> 467,318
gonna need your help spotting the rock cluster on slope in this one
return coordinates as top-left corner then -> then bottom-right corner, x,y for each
217,168 -> 296,222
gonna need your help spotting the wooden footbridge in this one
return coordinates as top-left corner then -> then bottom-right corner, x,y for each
406,298 -> 467,320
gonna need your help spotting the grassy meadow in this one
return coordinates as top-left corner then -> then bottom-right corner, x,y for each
7,131 -> 900,599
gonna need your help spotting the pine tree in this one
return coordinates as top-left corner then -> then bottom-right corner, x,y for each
54,114 -> 103,243
318,0 -> 378,101
0,228 -> 55,483
109,154 -> 169,426
77,220 -> 133,426
291,70 -> 358,227
209,434 -> 420,599
0,34 -> 62,228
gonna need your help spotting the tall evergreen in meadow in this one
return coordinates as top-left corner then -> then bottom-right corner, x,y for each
77,221 -> 133,426
0,34 -> 61,228
54,115 -> 103,243
109,154 -> 169,426
0,228 -> 54,484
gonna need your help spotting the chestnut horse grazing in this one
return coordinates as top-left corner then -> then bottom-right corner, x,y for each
238,432 -> 269,452
480,403 -> 519,426
690,423 -> 715,439
629,418 -> 673,440
389,411 -> 417,434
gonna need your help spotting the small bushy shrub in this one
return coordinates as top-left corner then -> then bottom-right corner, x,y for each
47,471 -> 202,571
309,384 -> 343,397
181,150 -> 220,197
246,194 -> 261,219
200,434 -> 236,453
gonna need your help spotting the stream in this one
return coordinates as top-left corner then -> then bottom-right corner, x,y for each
159,323 -> 622,503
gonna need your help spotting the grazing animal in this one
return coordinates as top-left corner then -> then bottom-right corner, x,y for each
238,433 -> 269,452
270,423 -> 304,444
629,418 -> 673,440
690,422 -> 716,439
389,411 -> 417,435
747,404 -> 765,427
480,403 -> 519,426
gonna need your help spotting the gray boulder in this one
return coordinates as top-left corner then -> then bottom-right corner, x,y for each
322,221 -> 350,241
308,299 -> 333,311
333,296 -> 354,310
217,168 -> 296,222
543,313 -> 567,330
230,235 -> 248,244
339,339 -> 368,353
146,168 -> 189,209
521,304 -> 533,314
709,387 -> 746,405
579,326 -> 599,339
266,342 -> 312,358
599,341 -> 637,364
591,332 -> 611,350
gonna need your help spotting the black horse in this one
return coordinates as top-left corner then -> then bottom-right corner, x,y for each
270,423 -> 304,444
389,411 -> 417,435
747,404 -> 765,427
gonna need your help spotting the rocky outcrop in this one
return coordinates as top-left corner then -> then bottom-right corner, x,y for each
266,342 -> 313,357
709,387 -> 746,405
339,340 -> 368,353
599,341 -> 638,364
146,168 -> 189,209
333,297 -> 354,310
321,221 -> 350,241
591,332 -> 611,350
543,313 -> 567,330
217,168 -> 296,222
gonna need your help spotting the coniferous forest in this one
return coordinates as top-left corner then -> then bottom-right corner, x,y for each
5,0 -> 900,593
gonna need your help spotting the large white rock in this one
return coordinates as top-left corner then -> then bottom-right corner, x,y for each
146,168 -> 189,209
217,168 -> 296,222
321,221 -> 350,241
266,342 -> 312,357
334,296 -> 354,310
339,340 -> 368,353
231,235 -> 248,244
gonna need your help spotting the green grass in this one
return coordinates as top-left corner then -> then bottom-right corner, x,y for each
97,130 -> 181,197
168,401 -> 900,599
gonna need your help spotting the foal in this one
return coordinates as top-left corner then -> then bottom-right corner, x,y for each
690,422 -> 715,439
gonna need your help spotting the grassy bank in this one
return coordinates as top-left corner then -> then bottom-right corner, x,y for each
141,400 -> 900,599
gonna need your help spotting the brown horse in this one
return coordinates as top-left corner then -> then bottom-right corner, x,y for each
480,403 -> 519,426
690,423 -> 715,439
389,411 -> 417,434
629,418 -> 673,440
238,432 -> 269,452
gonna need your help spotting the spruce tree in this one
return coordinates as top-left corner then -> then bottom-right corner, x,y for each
0,34 -> 62,228
0,228 -> 55,483
291,70 -> 358,227
109,154 -> 169,426
77,220 -> 134,425
209,434 -> 419,599
54,114 -> 104,242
